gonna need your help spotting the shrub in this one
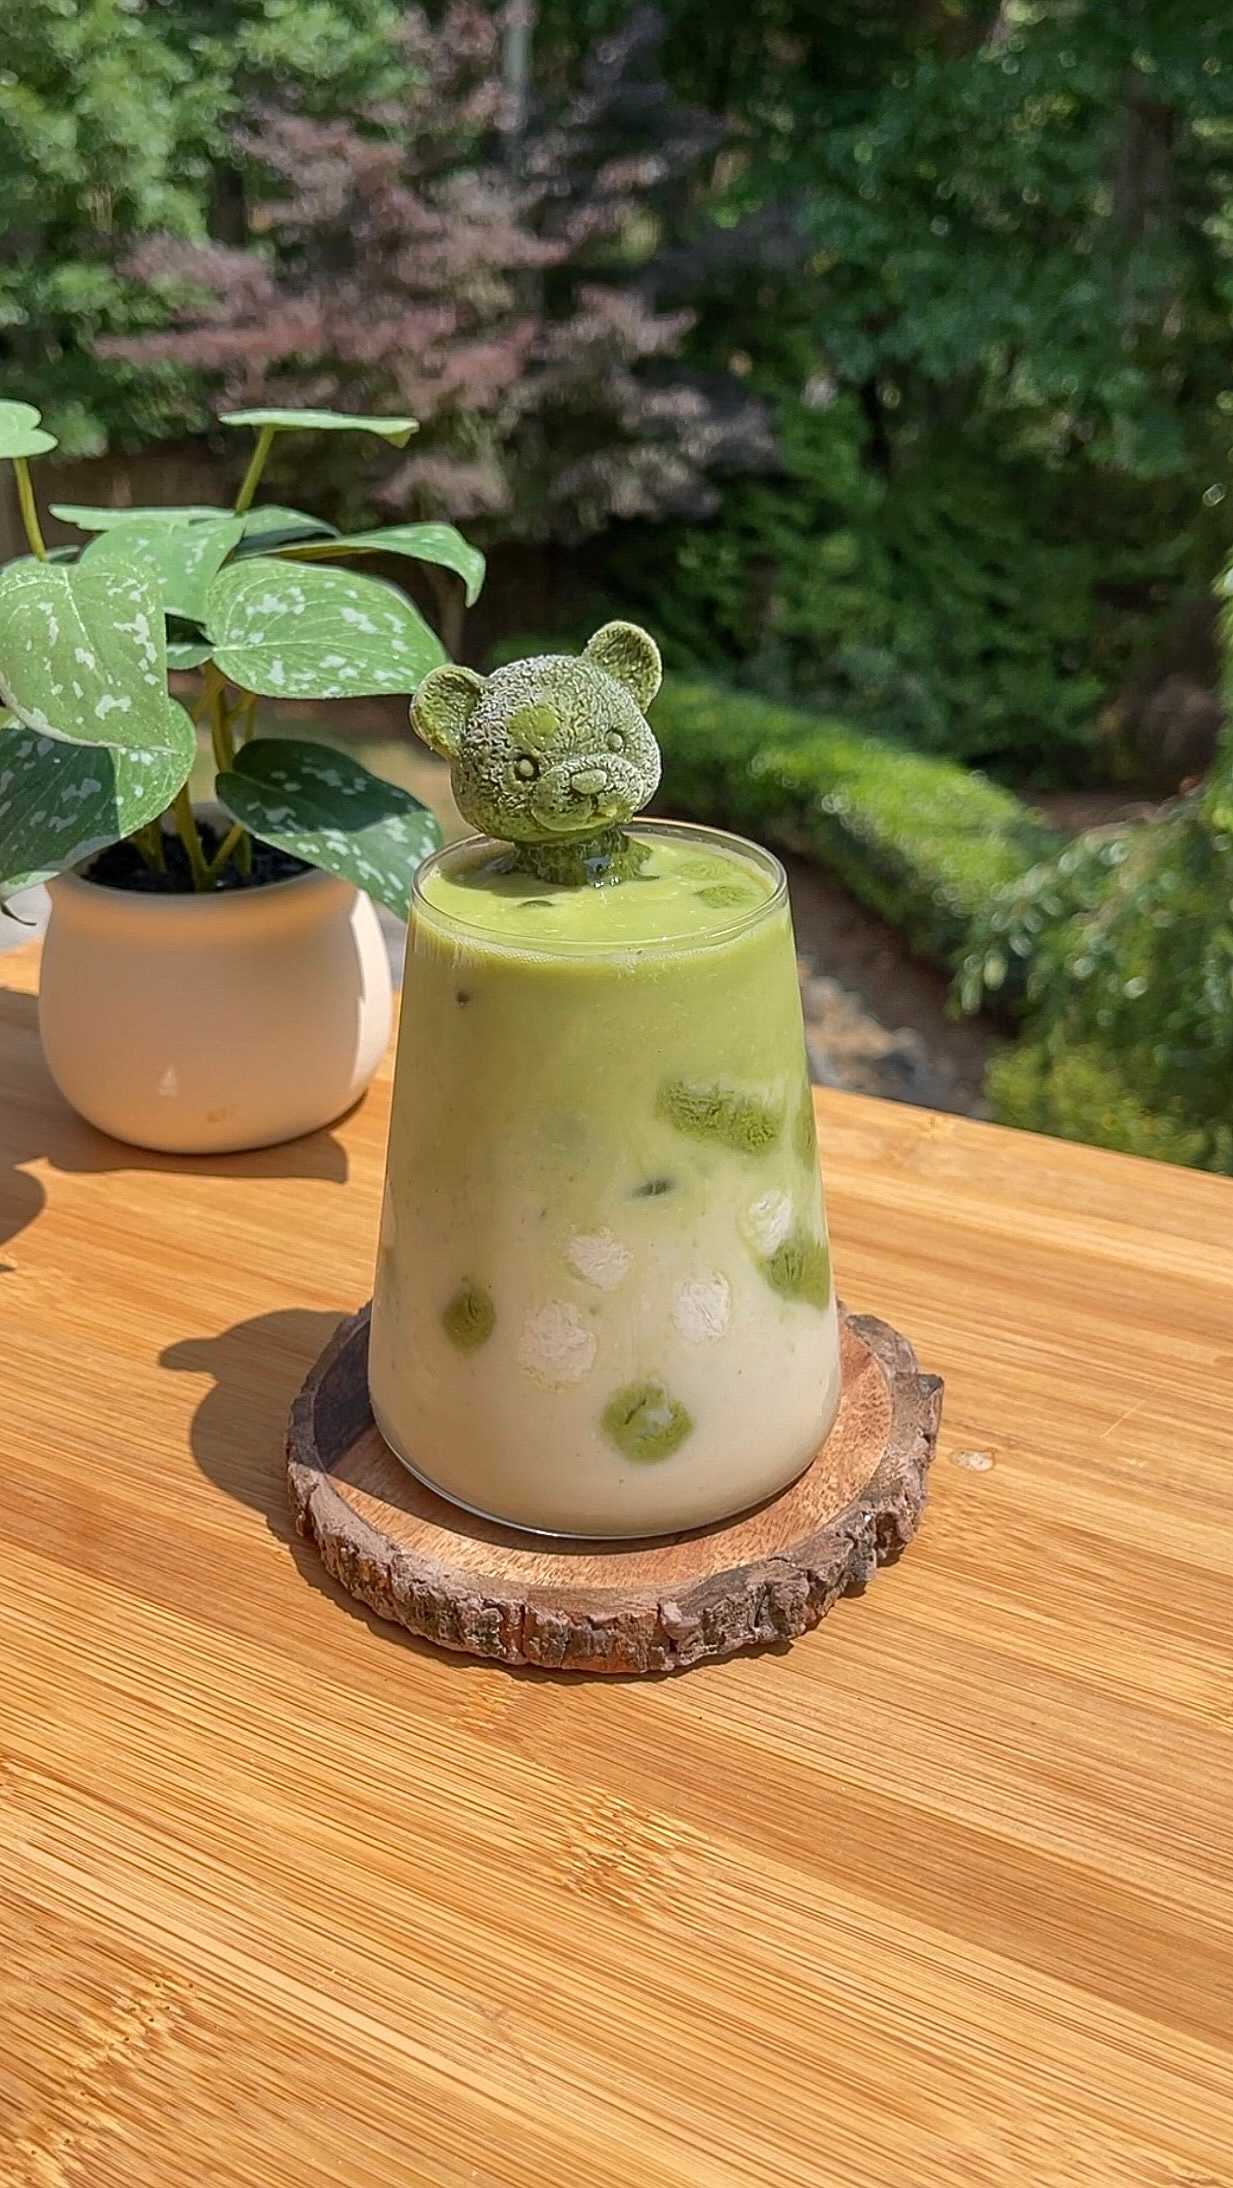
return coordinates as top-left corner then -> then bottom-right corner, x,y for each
650,678 -> 1059,969
611,395 -> 1230,781
962,723 -> 1233,1173
0,0 -> 411,452
112,8 -> 769,539
986,1040 -> 1228,1173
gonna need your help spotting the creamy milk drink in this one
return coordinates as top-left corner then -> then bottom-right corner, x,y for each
370,625 -> 841,1535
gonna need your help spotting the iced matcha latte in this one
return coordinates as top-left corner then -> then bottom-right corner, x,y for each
370,819 -> 840,1536
371,621 -> 841,1535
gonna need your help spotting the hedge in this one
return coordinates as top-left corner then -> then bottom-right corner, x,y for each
965,787 -> 1233,1176
985,1038 -> 1230,1171
650,680 -> 1059,972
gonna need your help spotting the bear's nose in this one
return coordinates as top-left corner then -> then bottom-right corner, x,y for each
570,767 -> 608,796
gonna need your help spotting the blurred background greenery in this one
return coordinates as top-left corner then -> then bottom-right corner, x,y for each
4,0 -> 1233,1168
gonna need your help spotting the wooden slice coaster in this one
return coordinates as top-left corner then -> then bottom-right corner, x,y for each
287,1303 -> 942,1674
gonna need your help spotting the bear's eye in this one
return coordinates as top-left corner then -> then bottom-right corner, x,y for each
513,755 -> 540,783
606,729 -> 626,753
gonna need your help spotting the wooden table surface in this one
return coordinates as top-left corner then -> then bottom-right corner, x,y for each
2,941 -> 1231,2188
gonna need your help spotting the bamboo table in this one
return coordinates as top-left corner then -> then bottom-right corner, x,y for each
2,942 -> 1230,2188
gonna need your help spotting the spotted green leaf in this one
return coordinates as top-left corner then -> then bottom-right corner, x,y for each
82,513 -> 245,623
230,510 -> 343,561
7,546 -> 80,569
206,558 -> 446,698
240,505 -> 338,541
50,500 -> 340,541
0,400 -> 57,460
280,522 -> 485,607
166,634 -> 212,670
217,737 -> 441,917
0,701 -> 195,894
49,502 -> 224,532
219,408 -> 417,446
0,560 -> 176,754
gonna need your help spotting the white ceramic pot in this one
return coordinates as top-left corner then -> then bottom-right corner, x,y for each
39,857 -> 393,1153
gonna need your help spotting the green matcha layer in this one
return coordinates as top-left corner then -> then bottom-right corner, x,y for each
416,827 -> 777,951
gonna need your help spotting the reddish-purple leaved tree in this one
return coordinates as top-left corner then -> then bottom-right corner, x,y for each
110,6 -> 769,543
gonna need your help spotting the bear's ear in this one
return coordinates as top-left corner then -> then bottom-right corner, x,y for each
584,621 -> 662,711
410,664 -> 485,758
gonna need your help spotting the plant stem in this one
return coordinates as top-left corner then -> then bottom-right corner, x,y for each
13,459 -> 47,559
205,663 -> 234,773
233,424 -> 277,514
202,670 -> 255,877
230,688 -> 256,873
172,786 -> 211,891
134,821 -> 167,875
425,561 -> 465,660
202,821 -> 247,886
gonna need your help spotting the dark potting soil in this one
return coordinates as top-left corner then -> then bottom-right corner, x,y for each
87,825 -> 310,896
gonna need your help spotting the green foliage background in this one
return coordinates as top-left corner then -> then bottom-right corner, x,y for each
960,702 -> 1233,1171
5,0 -> 1233,775
0,0 -> 407,453
618,0 -> 1233,775
6,0 -> 1233,1168
615,400 -> 1116,772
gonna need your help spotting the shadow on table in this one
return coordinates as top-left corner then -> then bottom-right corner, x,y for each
163,1304 -> 477,1664
162,1306 -> 351,1545
0,989 -> 350,1270
165,1300 -> 807,1686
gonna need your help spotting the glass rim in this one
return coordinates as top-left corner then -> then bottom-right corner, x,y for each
410,818 -> 788,959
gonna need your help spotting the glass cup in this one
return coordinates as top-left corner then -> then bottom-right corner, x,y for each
369,820 -> 841,1536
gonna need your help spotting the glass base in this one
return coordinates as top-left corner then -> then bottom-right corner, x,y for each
371,1405 -> 819,1545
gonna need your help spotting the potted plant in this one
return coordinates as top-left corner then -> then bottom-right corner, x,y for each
0,398 -> 484,1153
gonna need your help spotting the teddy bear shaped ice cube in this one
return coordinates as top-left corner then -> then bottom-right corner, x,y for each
410,621 -> 663,884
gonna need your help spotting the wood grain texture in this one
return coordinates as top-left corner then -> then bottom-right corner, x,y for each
1,941 -> 1231,2187
287,1302 -> 941,1672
